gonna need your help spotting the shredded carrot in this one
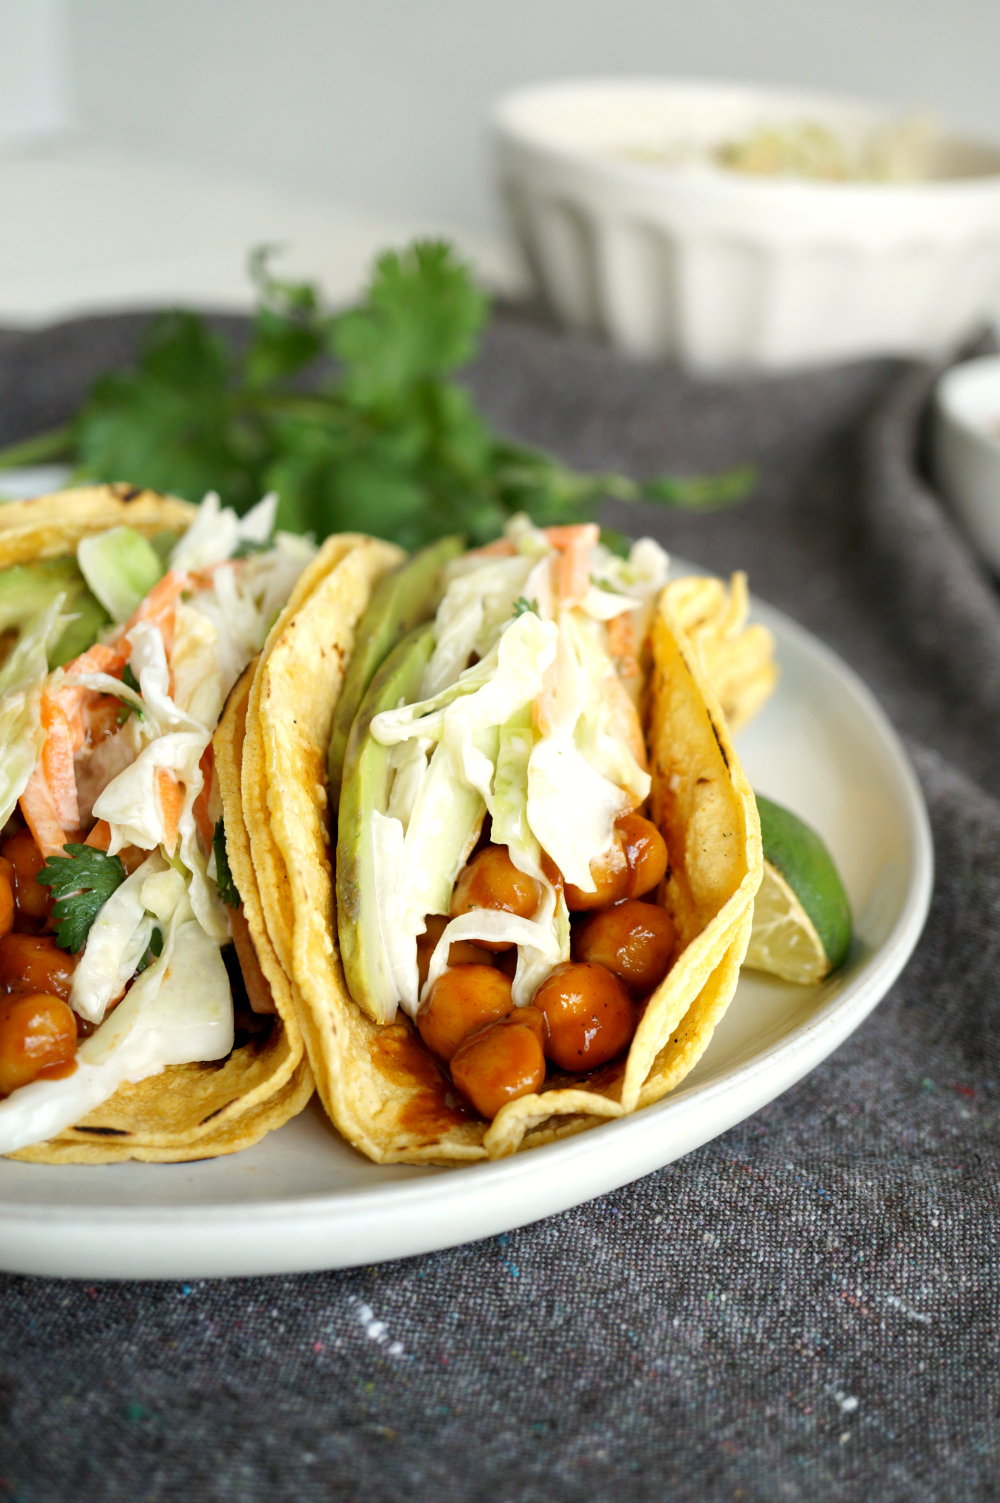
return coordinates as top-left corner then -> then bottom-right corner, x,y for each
542,524 -> 600,550
606,612 -> 640,683
53,642 -> 129,748
19,765 -> 70,858
156,769 -> 183,853
192,745 -> 215,851
546,523 -> 599,609
601,673 -> 648,770
40,697 -> 80,830
119,569 -> 189,658
84,820 -> 112,851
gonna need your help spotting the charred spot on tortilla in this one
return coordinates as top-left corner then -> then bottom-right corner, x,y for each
73,1124 -> 130,1136
710,717 -> 730,770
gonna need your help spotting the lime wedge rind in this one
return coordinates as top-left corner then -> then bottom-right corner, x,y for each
755,794 -> 852,970
746,795 -> 853,984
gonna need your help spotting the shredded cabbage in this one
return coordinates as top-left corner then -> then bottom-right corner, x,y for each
169,490 -> 278,572
365,523 -> 668,1008
69,852 -> 167,1024
0,596 -> 68,828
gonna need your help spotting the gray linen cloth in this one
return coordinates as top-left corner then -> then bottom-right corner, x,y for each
1,309 -> 999,1502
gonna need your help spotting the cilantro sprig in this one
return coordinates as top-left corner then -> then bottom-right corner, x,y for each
213,818 -> 240,909
116,662 -> 144,725
0,241 -> 754,548
36,844 -> 127,953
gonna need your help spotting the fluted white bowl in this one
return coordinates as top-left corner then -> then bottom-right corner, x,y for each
493,79 -> 1000,371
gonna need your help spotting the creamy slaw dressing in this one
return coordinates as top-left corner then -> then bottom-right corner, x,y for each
367,516 -> 669,1021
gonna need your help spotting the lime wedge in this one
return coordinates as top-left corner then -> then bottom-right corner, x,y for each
744,795 -> 852,984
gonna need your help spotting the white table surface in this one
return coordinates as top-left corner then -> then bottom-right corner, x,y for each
0,138 -> 519,328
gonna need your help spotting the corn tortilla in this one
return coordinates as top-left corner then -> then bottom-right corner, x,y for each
245,538 -> 764,1164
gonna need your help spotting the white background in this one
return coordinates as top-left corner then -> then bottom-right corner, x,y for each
1,1 -> 999,322
5,0 -> 1000,228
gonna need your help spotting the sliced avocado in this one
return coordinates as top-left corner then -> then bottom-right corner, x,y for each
327,534 -> 464,807
77,526 -> 163,624
0,558 -> 111,669
50,590 -> 112,667
337,623 -> 437,1022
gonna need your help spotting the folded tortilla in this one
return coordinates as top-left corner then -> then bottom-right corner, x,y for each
234,533 -> 764,1165
3,484 -> 314,1163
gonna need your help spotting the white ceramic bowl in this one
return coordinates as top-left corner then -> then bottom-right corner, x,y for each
933,355 -> 1000,572
493,79 -> 1000,371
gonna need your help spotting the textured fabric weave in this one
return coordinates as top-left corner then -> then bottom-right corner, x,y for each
1,309 -> 998,1502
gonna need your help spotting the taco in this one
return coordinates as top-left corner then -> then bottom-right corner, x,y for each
0,483 -> 318,1162
234,517 -> 772,1164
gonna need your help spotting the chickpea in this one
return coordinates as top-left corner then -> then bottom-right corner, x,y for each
450,1008 -> 546,1120
0,866 -> 12,940
532,961 -> 635,1071
562,814 -> 668,911
618,813 -> 668,899
0,934 -> 77,1000
450,846 -> 542,950
563,836 -> 631,912
416,915 -> 496,989
3,830 -> 53,924
416,964 -> 513,1061
0,993 -> 77,1096
574,899 -> 675,994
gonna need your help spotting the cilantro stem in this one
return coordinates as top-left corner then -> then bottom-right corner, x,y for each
0,422 -> 75,470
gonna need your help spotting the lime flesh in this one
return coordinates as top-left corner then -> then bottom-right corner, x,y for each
745,795 -> 852,984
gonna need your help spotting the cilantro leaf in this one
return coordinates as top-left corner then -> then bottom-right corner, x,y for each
213,818 -> 240,908
512,596 -> 538,617
333,242 -> 488,408
36,844 -> 127,953
116,662 -> 144,725
135,926 -> 164,974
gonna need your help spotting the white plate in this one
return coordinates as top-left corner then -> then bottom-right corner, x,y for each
0,589 -> 933,1280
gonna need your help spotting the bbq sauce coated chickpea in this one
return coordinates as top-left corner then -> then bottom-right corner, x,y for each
563,837 -> 631,912
533,961 -> 635,1071
0,993 -> 77,1096
416,964 -> 514,1061
617,814 -> 668,899
0,865 -> 13,940
562,813 -> 668,911
416,915 -> 497,988
574,899 -> 675,994
0,934 -> 76,1000
450,846 -> 543,949
450,1007 -> 547,1120
3,831 -> 53,924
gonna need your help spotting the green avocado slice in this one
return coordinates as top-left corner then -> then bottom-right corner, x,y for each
0,558 -> 111,669
326,534 -> 464,807
336,622 -> 437,1024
